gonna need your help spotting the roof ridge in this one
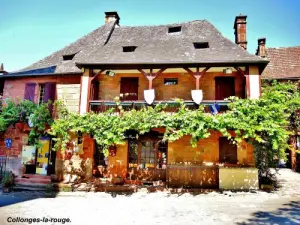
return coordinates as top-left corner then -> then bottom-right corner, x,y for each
118,19 -> 208,28
267,46 -> 300,50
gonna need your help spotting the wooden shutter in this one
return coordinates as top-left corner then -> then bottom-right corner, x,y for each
91,80 -> 99,101
43,82 -> 56,114
24,83 -> 36,101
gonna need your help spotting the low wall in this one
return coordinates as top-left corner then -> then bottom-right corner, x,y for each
219,167 -> 259,190
167,165 -> 219,188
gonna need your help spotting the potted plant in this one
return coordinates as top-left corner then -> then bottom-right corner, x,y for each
1,171 -> 14,193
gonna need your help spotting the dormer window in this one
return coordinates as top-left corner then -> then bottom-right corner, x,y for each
194,42 -> 209,49
168,26 -> 181,33
63,53 -> 76,61
123,46 -> 137,52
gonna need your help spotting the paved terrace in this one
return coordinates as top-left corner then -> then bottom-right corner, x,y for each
0,169 -> 299,225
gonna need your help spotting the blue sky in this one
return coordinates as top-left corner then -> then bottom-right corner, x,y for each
1,0 -> 299,72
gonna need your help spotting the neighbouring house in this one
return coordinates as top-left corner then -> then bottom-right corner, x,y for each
256,39 -> 300,172
0,12 -> 269,190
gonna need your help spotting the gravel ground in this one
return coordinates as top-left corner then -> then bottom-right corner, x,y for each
0,169 -> 299,225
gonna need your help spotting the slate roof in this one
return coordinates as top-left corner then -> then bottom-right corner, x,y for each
7,17 -> 268,77
262,46 -> 300,79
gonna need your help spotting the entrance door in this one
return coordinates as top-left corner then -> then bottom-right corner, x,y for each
215,77 -> 235,100
120,78 -> 139,101
219,137 -> 237,164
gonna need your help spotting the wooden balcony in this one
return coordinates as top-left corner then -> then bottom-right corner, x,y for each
89,100 -> 230,113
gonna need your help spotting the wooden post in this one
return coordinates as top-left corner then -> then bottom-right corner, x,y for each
183,67 -> 210,90
138,68 -> 166,90
234,66 -> 250,98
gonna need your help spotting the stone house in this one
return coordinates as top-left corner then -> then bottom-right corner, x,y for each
0,12 -> 269,190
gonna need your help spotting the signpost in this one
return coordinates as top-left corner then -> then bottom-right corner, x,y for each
3,138 -> 12,172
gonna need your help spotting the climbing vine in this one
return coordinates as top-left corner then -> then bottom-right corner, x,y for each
0,99 -> 53,145
49,81 -> 300,169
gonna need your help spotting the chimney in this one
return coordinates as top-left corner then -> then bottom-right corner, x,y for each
234,14 -> 247,50
0,63 -> 3,71
105,11 -> 120,26
256,37 -> 267,57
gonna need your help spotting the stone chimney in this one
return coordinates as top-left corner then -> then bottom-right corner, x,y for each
256,37 -> 267,57
105,11 -> 120,26
0,63 -> 7,74
234,14 -> 247,50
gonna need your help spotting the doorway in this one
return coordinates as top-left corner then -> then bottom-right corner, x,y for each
120,77 -> 139,101
127,132 -> 168,182
215,77 -> 235,100
219,137 -> 237,164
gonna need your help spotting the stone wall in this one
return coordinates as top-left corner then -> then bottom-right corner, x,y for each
55,134 -> 95,182
56,84 -> 80,113
168,132 -> 254,166
0,125 -> 29,176
3,75 -> 81,107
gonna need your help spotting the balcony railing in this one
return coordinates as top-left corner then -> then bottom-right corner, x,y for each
89,100 -> 230,113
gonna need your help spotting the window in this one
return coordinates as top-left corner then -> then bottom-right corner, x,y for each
128,140 -> 138,168
297,135 -> 300,150
164,78 -> 178,85
123,46 -> 137,52
128,138 -> 168,169
63,53 -> 76,61
38,84 -> 45,105
193,42 -> 209,49
168,26 -> 181,33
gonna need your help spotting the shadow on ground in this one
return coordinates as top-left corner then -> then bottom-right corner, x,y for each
237,200 -> 300,225
0,190 -> 58,207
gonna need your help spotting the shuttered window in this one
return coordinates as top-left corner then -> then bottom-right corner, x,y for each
43,82 -> 56,114
24,83 -> 37,102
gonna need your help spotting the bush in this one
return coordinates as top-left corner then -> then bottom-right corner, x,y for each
1,171 -> 14,188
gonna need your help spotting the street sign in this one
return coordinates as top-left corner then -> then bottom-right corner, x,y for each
4,138 -> 12,149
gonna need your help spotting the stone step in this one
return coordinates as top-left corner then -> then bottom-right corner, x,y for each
15,177 -> 51,185
14,184 -> 49,191
22,174 -> 51,180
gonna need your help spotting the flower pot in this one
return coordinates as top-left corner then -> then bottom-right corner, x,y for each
15,122 -> 25,131
111,177 -> 124,185
22,123 -> 31,133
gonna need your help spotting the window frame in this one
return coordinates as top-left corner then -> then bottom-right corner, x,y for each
164,78 -> 178,86
38,83 -> 46,105
128,137 -> 168,169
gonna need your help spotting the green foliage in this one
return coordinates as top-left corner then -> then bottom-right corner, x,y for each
49,81 -> 299,172
0,99 -> 53,145
27,101 -> 53,145
1,171 -> 14,187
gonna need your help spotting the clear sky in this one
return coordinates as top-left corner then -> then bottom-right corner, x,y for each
1,0 -> 299,72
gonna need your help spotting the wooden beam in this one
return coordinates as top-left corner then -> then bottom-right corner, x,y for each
138,68 -> 166,89
234,67 -> 245,76
91,69 -> 105,82
183,67 -> 195,77
183,67 -> 210,90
